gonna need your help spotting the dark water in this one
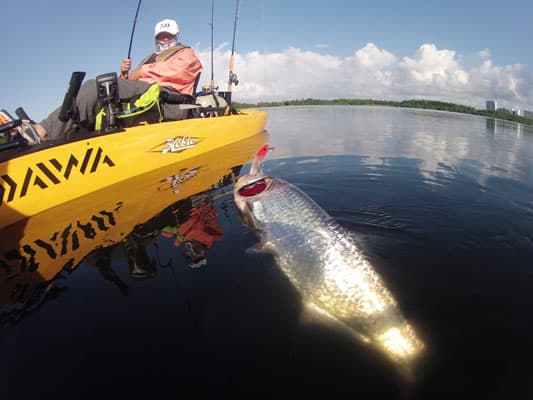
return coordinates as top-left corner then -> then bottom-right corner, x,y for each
2,106 -> 533,398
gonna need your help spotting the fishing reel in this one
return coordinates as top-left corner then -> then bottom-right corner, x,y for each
228,72 -> 239,86
96,72 -> 121,133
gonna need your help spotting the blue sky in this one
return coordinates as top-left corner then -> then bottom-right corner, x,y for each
2,0 -> 532,121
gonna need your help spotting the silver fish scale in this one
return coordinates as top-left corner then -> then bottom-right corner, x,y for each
247,178 -> 402,335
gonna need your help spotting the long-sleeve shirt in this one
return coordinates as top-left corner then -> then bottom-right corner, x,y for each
137,47 -> 203,95
177,204 -> 224,249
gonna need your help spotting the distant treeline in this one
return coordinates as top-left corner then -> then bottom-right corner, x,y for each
234,98 -> 533,126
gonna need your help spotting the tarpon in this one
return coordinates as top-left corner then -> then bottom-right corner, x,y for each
234,146 -> 424,369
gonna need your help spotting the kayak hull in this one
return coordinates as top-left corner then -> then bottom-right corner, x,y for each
0,109 -> 268,229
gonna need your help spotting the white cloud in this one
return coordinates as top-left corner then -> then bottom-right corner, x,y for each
479,48 -> 491,59
315,43 -> 329,49
195,42 -> 533,110
470,60 -> 530,102
398,44 -> 468,86
354,43 -> 397,69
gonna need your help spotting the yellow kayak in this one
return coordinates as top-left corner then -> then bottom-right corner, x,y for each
0,109 -> 268,230
0,124 -> 268,308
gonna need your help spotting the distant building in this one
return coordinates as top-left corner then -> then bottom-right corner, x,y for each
486,100 -> 497,111
511,108 -> 522,116
524,110 -> 533,119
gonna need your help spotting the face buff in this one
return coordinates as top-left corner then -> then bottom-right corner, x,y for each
155,37 -> 177,54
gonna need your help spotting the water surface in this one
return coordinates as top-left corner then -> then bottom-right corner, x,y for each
1,106 -> 532,398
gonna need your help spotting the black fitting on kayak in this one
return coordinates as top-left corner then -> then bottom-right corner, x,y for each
0,118 -> 22,134
0,109 -> 27,152
216,91 -> 237,115
160,91 -> 194,105
59,71 -> 86,123
15,107 -> 33,123
96,72 -> 121,133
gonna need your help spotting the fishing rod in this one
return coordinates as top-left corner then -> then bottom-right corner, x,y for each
227,0 -> 240,92
210,0 -> 215,90
126,0 -> 143,78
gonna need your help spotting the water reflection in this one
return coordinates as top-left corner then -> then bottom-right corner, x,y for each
1,107 -> 532,397
124,184 -> 234,277
87,187 -> 232,297
0,126 -> 263,326
0,170 -> 239,325
266,105 -> 533,186
486,117 -> 526,137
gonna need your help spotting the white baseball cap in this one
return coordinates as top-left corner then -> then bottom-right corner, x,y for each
154,19 -> 179,38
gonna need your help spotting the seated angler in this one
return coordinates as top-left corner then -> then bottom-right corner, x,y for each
34,18 -> 203,141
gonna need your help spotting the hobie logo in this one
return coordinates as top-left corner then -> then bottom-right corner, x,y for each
0,147 -> 115,206
156,136 -> 202,155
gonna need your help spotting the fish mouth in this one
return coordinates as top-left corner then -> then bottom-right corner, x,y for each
235,176 -> 271,198
233,144 -> 273,198
234,169 -> 274,196
233,175 -> 273,230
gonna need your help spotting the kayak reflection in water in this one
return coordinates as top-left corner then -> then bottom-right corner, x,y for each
0,168 -> 237,324
159,197 -> 224,269
122,192 -> 224,280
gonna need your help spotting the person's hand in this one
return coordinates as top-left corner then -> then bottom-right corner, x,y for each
120,58 -> 131,79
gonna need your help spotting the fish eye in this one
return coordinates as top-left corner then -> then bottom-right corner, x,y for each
238,178 -> 268,197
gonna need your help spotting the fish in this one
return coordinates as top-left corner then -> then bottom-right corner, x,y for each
234,146 -> 424,369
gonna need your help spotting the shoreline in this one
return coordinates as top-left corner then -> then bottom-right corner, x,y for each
234,98 -> 533,127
